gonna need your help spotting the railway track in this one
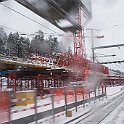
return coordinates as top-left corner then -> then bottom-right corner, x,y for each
66,91 -> 124,124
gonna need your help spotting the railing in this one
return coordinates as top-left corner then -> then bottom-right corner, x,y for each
0,85 -> 106,124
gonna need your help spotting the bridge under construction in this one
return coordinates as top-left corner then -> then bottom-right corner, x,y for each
0,0 -> 124,96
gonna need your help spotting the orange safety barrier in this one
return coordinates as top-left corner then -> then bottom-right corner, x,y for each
48,87 -> 90,104
48,87 -> 90,96
0,91 -> 9,123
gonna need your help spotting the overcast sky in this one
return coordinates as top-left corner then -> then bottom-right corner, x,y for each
86,0 -> 124,72
1,0 -> 124,71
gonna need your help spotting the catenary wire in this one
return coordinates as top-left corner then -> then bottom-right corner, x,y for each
0,2 -> 60,34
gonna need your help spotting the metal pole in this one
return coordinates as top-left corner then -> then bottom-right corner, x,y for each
88,90 -> 90,103
98,85 -> 100,101
74,86 -> 77,112
94,88 -> 97,102
91,29 -> 95,63
51,88 -> 55,122
82,86 -> 85,108
91,29 -> 97,102
8,90 -> 11,124
0,83 -> 1,91
34,88 -> 37,124
64,86 -> 67,116
105,84 -> 107,99
101,84 -> 104,100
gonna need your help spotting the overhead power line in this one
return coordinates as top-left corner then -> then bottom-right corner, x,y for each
0,2 -> 59,34
0,24 -> 74,38
99,60 -> 124,64
96,54 -> 116,58
0,24 -> 24,34
0,24 -> 74,37
93,44 -> 124,50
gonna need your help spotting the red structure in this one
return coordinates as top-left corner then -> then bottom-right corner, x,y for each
103,76 -> 124,86
73,7 -> 83,63
5,72 -> 67,96
0,1 -> 124,96
55,53 -> 109,76
0,91 -> 9,123
73,7 -> 86,80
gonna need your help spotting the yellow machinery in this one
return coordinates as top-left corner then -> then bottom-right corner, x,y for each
16,90 -> 34,106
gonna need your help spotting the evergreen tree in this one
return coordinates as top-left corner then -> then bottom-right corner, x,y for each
67,46 -> 72,53
19,37 -> 31,58
0,27 -> 7,56
58,41 -> 66,52
7,32 -> 19,57
30,31 -> 60,57
30,30 -> 45,56
0,29 -> 64,59
7,32 -> 31,58
48,35 -> 59,57
0,37 -> 5,55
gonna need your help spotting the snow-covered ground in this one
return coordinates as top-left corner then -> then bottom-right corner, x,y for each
100,86 -> 124,124
100,100 -> 124,124
10,86 -> 123,124
40,86 -> 124,124
106,86 -> 124,98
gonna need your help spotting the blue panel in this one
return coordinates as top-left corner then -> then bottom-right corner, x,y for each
0,70 -> 17,75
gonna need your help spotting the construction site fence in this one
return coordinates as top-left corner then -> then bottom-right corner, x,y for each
1,85 -> 107,124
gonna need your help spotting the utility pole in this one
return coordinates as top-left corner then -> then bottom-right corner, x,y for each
86,28 -> 104,63
86,28 -> 99,63
86,28 -> 97,100
83,30 -> 87,58
91,29 -> 95,63
91,29 -> 97,100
